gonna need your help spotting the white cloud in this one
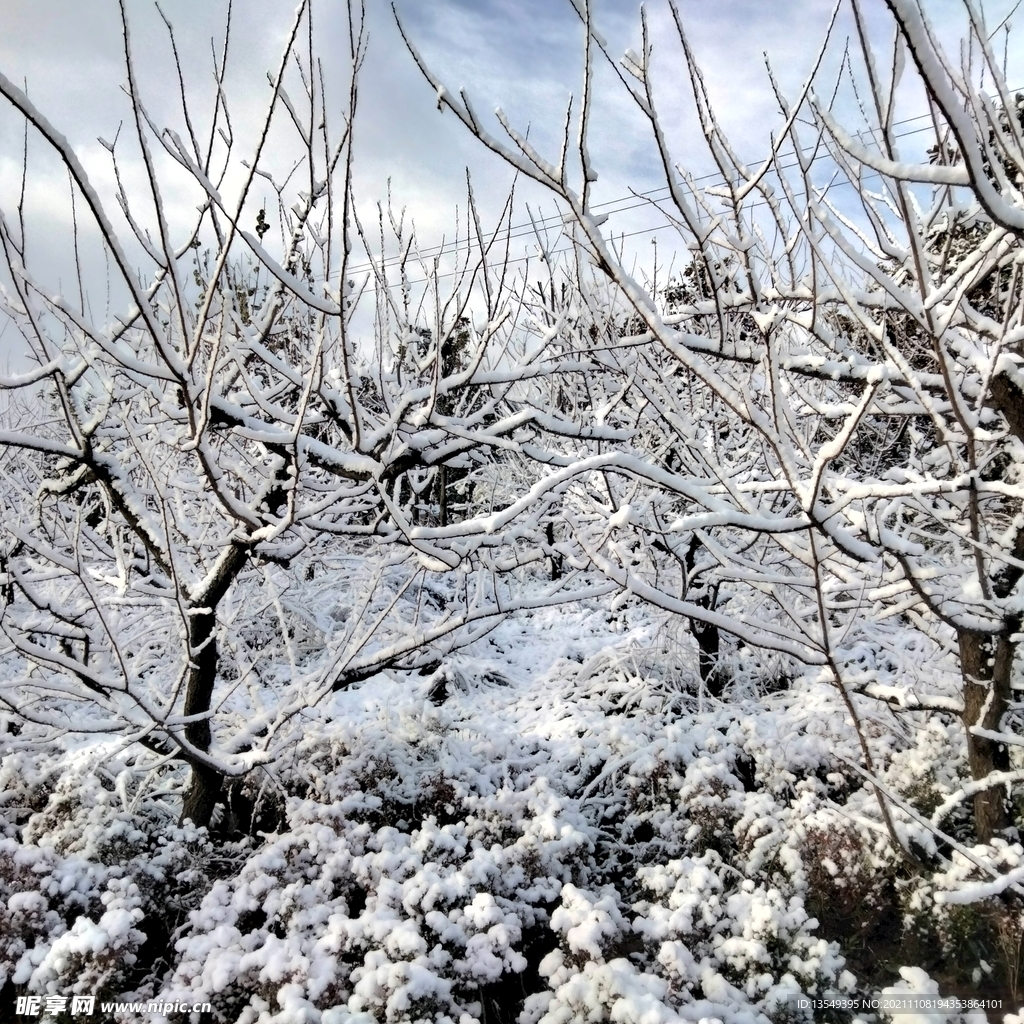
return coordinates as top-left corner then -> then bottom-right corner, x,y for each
0,0 -> 1021,365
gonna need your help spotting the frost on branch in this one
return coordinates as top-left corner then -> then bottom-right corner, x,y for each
4,0 -> 1024,1017
0,0 -> 608,835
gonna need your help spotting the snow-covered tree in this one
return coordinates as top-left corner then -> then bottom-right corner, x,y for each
9,1 -> 1024,1016
406,0 -> 1024,852
0,0 -> 613,830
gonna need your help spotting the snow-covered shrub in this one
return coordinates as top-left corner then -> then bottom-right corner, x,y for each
1,832 -> 150,1004
897,841 -> 1024,1004
157,611 -> 885,1024
797,821 -> 899,968
0,744 -> 57,838
880,966 -> 977,1024
1,762 -> 245,1009
4,603 -> 1004,1022
515,682 -> 862,1024
633,852 -> 849,1017
160,766 -> 593,1022
525,955 -> 679,1024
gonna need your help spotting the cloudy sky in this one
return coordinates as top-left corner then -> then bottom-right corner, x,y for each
0,0 -> 1020,363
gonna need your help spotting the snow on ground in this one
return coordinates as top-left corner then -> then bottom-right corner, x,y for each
0,600 -> 1015,1023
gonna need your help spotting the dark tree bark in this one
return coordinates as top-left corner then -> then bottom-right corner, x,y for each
685,536 -> 724,697
959,628 -> 1016,842
438,465 -> 449,528
181,761 -> 225,831
180,606 -> 224,828
546,522 -> 563,581
179,542 -> 249,828
957,373 -> 1024,843
692,615 -> 724,698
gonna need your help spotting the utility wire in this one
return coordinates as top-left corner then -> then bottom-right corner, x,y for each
361,118 -> 960,291
344,106 -> 953,282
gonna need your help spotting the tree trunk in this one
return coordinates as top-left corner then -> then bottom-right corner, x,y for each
179,542 -> 248,829
685,536 -> 724,697
959,628 -> 1015,842
180,606 -> 224,828
546,522 -> 563,580
693,619 -> 723,697
181,761 -> 224,830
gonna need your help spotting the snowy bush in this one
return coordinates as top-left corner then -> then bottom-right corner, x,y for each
104,607 -> 880,1023
2,602 -> 1019,1021
1,762 -> 244,1010
159,753 -> 593,1021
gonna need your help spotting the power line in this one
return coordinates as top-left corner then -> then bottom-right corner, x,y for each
362,120 -> 964,291
390,166 -> 895,291
344,106 -> 949,282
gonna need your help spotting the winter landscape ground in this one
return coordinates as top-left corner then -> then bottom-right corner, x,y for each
2,0 -> 1024,1021
3,598 -> 1019,1023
